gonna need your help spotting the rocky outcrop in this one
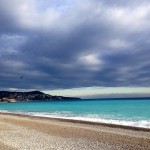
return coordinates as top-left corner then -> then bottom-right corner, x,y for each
0,91 -> 80,102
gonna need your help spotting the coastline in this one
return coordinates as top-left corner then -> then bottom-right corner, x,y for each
0,113 -> 150,150
1,112 -> 150,131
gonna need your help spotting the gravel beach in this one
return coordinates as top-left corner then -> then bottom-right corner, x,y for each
0,113 -> 150,150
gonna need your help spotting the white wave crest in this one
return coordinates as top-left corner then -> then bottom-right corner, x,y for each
0,110 -> 150,128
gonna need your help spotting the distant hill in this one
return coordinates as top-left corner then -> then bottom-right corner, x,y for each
0,91 -> 80,103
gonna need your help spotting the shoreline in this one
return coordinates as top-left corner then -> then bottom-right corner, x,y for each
0,112 -> 150,131
0,113 -> 150,150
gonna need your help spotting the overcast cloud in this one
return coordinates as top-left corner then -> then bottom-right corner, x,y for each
0,0 -> 150,90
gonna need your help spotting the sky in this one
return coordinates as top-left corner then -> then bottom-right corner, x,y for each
0,0 -> 150,98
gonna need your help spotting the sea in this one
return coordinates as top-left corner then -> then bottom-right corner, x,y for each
0,99 -> 150,128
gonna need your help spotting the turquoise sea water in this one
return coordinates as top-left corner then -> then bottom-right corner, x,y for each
0,99 -> 150,128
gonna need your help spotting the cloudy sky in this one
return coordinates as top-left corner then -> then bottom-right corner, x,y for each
1,0 -> 150,98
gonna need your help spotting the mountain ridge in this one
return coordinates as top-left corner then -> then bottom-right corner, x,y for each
0,91 -> 80,102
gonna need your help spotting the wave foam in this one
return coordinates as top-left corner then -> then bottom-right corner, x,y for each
0,110 -> 150,128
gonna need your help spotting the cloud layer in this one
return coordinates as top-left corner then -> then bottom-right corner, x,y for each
1,0 -> 150,90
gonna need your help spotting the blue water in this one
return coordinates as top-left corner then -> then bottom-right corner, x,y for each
0,99 -> 150,128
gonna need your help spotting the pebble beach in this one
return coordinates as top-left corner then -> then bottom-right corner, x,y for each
0,113 -> 150,150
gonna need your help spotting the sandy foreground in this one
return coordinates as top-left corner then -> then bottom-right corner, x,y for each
0,113 -> 150,150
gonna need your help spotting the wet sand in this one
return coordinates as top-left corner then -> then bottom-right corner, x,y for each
0,113 -> 150,150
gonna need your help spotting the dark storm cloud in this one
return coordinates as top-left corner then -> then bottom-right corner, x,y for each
0,0 -> 150,90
